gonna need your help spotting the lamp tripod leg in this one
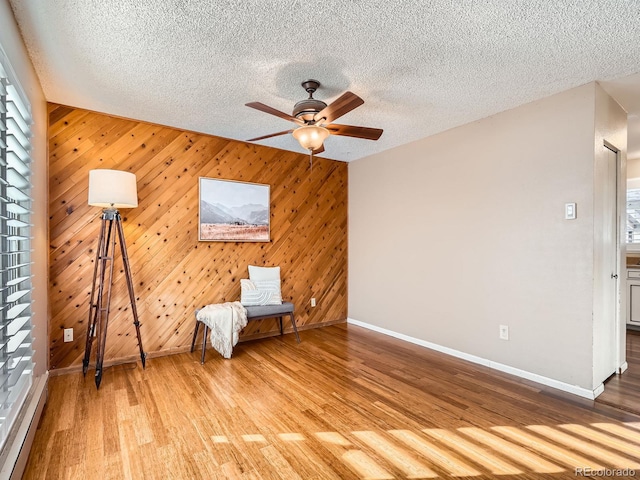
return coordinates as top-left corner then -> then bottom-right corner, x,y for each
115,215 -> 147,369
94,218 -> 117,389
83,216 -> 107,376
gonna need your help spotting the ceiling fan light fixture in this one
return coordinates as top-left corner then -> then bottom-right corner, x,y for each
292,125 -> 329,151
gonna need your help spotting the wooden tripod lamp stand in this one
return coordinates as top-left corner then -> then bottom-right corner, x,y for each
82,169 -> 146,388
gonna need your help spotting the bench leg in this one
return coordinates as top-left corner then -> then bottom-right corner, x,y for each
201,324 -> 209,364
289,312 -> 300,343
191,320 -> 200,353
279,316 -> 283,336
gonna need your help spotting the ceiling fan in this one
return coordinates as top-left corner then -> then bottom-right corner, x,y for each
245,79 -> 383,155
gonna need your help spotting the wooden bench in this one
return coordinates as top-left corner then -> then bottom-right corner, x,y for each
191,302 -> 300,364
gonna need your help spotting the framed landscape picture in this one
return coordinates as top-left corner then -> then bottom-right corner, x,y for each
199,177 -> 270,242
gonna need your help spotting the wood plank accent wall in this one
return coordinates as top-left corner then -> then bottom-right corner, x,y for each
48,104 -> 348,370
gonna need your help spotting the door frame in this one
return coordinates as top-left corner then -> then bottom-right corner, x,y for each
604,140 -> 626,377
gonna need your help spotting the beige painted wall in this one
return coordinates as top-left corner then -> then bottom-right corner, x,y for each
1,0 -> 48,377
350,83 -> 607,391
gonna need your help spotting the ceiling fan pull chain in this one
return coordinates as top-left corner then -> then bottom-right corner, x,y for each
309,150 -> 313,173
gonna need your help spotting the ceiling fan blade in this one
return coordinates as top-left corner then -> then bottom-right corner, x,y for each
313,92 -> 364,124
246,102 -> 304,125
326,123 -> 383,141
246,130 -> 292,142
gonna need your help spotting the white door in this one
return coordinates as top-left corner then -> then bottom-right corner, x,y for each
594,144 -> 619,382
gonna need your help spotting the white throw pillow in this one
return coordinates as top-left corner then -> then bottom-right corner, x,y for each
248,265 -> 282,305
240,279 -> 273,306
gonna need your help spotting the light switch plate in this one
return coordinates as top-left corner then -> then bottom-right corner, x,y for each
499,325 -> 509,340
565,203 -> 576,220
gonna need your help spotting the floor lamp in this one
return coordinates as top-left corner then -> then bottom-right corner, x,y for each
82,169 -> 147,388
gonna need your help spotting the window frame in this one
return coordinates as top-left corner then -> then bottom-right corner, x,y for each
0,46 -> 34,453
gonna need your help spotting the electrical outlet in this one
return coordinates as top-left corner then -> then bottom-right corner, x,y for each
499,325 -> 509,340
311,298 -> 316,307
64,328 -> 73,342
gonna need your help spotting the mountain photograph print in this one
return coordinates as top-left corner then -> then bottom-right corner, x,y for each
199,177 -> 270,242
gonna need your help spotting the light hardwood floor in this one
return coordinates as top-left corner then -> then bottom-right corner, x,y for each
24,324 -> 640,479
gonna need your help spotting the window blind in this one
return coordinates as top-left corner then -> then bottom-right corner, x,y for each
0,56 -> 34,452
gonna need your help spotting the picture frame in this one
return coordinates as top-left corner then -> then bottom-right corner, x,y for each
198,177 -> 270,242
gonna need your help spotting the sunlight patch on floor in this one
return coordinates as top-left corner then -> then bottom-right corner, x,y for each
388,429 -> 480,477
559,424 -> 640,458
527,425 -> 640,469
592,422 -> 640,443
353,430 -> 437,478
491,426 -> 606,470
315,431 -> 352,446
217,422 -> 640,478
422,428 -> 523,475
342,450 -> 394,480
457,427 -> 564,473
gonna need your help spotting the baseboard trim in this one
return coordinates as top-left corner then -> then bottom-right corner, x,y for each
239,317 -> 346,342
347,318 -> 602,400
51,320 -> 348,376
50,346 -> 195,376
0,372 -> 48,480
618,361 -> 629,374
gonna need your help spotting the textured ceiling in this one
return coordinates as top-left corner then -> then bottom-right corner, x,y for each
9,0 -> 640,161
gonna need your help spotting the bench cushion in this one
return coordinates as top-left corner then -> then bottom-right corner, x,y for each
245,302 -> 294,318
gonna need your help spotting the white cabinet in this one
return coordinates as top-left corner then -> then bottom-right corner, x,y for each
627,269 -> 640,326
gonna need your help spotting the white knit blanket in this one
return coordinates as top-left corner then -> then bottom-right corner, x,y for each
196,302 -> 247,359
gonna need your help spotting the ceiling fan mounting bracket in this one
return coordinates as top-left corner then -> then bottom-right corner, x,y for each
293,79 -> 327,121
301,79 -> 321,97
293,100 -> 327,122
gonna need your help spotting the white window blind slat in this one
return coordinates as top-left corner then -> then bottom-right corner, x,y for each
7,151 -> 29,176
0,352 -> 32,394
6,88 -> 30,124
3,235 -> 28,242
5,315 -> 30,337
6,276 -> 29,287
7,186 -> 28,202
5,219 -> 28,229
6,169 -> 29,190
6,102 -> 29,135
6,301 -> 29,321
5,137 -> 28,164
6,290 -> 28,303
6,119 -> 28,148
6,330 -> 30,354
0,262 -> 30,274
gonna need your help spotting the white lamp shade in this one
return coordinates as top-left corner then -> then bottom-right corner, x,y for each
292,125 -> 330,151
88,169 -> 138,208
